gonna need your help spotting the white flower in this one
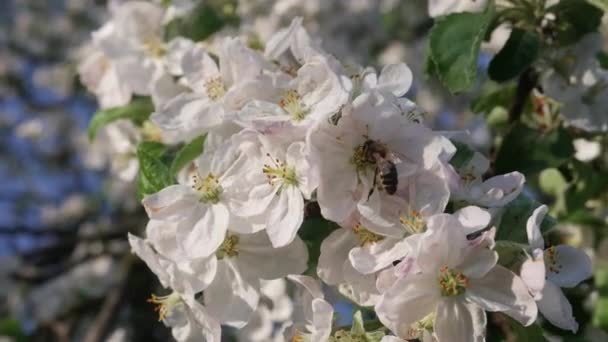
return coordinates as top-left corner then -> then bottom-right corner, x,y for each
148,292 -> 221,342
234,53 -> 351,139
346,63 -> 413,99
283,275 -> 334,342
92,120 -> 141,182
264,17 -> 324,70
231,131 -> 318,247
151,38 -> 271,143
445,150 -> 525,208
427,0 -> 487,17
543,34 -> 608,132
128,220 -> 218,296
309,91 -> 453,225
573,138 -> 602,162
142,137 -> 261,259
521,205 -> 593,332
77,44 -> 132,109
376,210 -> 537,341
202,230 -> 308,328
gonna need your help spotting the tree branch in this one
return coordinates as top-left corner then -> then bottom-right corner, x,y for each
508,68 -> 538,123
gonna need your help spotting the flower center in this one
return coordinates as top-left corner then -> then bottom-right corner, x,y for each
544,246 -> 562,274
400,209 -> 426,234
217,234 -> 240,259
263,154 -> 299,188
141,120 -> 163,142
353,223 -> 384,246
147,292 -> 181,321
142,35 -> 165,58
205,77 -> 226,101
438,266 -> 468,297
330,330 -> 366,342
191,173 -> 223,204
292,329 -> 307,342
279,90 -> 309,122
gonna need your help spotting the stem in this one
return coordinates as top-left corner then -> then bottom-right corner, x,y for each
508,68 -> 538,123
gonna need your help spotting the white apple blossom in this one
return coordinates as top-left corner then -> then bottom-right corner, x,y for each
445,150 -> 525,208
202,230 -> 308,328
148,291 -> 221,342
231,131 -> 318,247
346,63 -> 413,99
543,34 -> 608,132
91,120 -> 141,182
151,37 -> 271,143
282,275 -> 334,342
521,205 -> 593,332
310,91 -> 453,225
142,136 -> 262,259
376,209 -> 537,341
573,138 -> 602,162
427,0 -> 487,18
128,220 -> 218,296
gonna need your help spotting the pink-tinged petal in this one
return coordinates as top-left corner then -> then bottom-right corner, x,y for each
266,186 -> 304,248
287,275 -> 325,300
479,171 -> 525,207
376,273 -> 440,339
526,205 -> 547,250
454,206 -> 491,234
177,204 -> 229,259
317,229 -> 359,285
537,281 -> 578,332
434,299 -> 475,342
466,265 -> 537,326
377,63 -> 413,97
547,245 -> 592,288
349,238 -> 411,275
204,259 -> 260,328
342,261 -> 380,306
419,215 -> 468,269
520,249 -> 546,300
460,247 -> 498,279
142,185 -> 199,221
311,298 -> 334,341
376,266 -> 399,294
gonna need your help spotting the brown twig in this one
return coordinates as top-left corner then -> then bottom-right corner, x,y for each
508,68 -> 538,123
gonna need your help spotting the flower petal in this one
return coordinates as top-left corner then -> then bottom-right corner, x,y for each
434,299 -> 475,342
548,245 -> 592,288
266,186 -> 304,248
377,63 -> 413,97
204,259 -> 260,328
520,249 -> 546,300
317,228 -> 359,285
526,205 -> 547,250
376,273 -> 440,339
454,206 -> 491,234
142,184 -> 199,221
466,265 -> 537,326
177,204 -> 229,259
537,281 -> 578,332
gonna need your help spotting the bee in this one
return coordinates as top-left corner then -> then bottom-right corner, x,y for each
361,139 -> 398,199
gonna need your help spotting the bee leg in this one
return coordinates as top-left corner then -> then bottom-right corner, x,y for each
367,167 -> 378,200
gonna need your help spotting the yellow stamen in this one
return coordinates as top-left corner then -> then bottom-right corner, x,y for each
262,153 -> 299,187
353,223 -> 384,246
217,234 -> 240,259
279,90 -> 309,122
438,266 -> 469,297
147,292 -> 181,321
205,77 -> 226,101
191,173 -> 223,204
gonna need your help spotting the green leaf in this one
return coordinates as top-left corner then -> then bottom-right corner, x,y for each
506,316 -> 547,342
0,317 -> 27,342
298,216 -> 339,274
170,135 -> 207,176
428,11 -> 493,93
494,124 -> 574,175
449,140 -> 477,170
494,241 -> 530,270
564,161 -> 608,212
548,0 -> 603,46
88,98 -> 153,140
165,3 -> 239,42
488,29 -> 540,82
588,0 -> 608,12
495,193 -> 556,244
597,51 -> 608,69
137,141 -> 174,199
471,85 -> 516,114
594,296 -> 608,330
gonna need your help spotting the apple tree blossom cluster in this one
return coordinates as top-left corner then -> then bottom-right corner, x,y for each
75,0 -> 607,341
